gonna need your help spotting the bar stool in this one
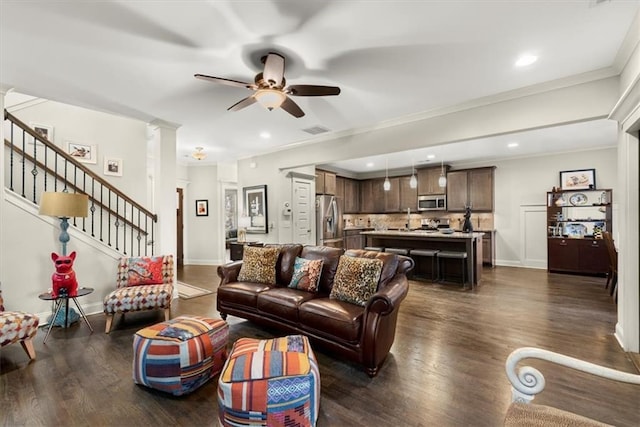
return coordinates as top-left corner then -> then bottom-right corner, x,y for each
385,248 -> 409,256
437,251 -> 468,286
364,246 -> 384,252
409,249 -> 440,281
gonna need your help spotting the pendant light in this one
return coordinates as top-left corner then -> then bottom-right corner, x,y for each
409,160 -> 417,189
438,159 -> 447,188
383,159 -> 391,191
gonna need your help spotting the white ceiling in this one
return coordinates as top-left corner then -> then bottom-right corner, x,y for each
1,1 -> 638,171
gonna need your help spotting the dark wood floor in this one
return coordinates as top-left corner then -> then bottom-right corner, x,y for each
1,266 -> 638,426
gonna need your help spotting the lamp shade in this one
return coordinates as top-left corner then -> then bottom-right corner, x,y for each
255,89 -> 286,110
39,192 -> 89,218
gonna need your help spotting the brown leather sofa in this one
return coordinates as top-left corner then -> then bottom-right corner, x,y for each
217,244 -> 414,377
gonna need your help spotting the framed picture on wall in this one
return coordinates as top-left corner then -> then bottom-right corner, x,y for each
243,185 -> 268,234
195,199 -> 209,216
66,141 -> 97,164
104,157 -> 123,176
30,123 -> 54,144
559,168 -> 596,190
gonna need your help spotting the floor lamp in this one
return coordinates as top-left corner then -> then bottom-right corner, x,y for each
39,191 -> 89,327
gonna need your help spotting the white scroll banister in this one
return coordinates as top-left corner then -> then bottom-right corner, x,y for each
506,347 -> 640,404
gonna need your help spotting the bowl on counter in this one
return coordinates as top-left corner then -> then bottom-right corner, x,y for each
440,228 -> 455,234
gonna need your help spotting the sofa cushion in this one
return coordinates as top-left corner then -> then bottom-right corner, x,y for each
300,246 -> 344,294
217,282 -> 274,309
298,298 -> 363,343
330,256 -> 383,307
257,288 -> 319,323
238,246 -> 280,284
345,250 -> 399,289
288,257 -> 323,292
265,244 -> 303,285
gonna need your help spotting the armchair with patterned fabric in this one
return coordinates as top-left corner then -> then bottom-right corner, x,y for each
103,255 -> 174,333
0,289 -> 40,360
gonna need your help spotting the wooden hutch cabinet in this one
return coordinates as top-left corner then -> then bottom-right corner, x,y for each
547,189 -> 612,275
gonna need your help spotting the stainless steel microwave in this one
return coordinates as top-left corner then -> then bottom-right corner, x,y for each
418,194 -> 447,211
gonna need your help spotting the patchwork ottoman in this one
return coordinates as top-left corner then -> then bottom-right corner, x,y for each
218,335 -> 320,427
133,315 -> 229,396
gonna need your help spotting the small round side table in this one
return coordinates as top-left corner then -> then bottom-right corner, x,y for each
38,287 -> 95,343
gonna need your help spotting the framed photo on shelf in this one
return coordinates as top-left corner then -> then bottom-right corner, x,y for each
195,199 -> 209,217
104,157 -> 123,176
30,123 -> 54,144
243,185 -> 268,234
66,141 -> 97,164
559,168 -> 596,190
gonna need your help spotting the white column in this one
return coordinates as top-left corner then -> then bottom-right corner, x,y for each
0,85 -> 13,289
148,119 -> 180,261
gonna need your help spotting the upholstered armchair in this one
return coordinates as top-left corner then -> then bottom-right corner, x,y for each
103,255 -> 174,333
0,290 -> 40,360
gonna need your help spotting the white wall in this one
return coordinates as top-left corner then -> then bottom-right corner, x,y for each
6,93 -> 149,206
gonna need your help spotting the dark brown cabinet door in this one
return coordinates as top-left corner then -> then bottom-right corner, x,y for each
335,177 -> 345,235
469,168 -> 494,211
577,239 -> 609,274
417,167 -> 446,195
324,172 -> 337,195
384,177 -> 400,212
548,238 -> 579,272
315,171 -> 325,194
343,178 -> 359,213
446,170 -> 468,211
360,179 -> 385,213
399,176 -> 418,211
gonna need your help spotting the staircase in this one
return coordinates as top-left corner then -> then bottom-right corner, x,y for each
3,109 -> 156,257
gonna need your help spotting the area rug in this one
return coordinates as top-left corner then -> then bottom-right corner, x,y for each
176,281 -> 214,300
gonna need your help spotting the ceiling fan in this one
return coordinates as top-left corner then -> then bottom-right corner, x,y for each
195,52 -> 340,118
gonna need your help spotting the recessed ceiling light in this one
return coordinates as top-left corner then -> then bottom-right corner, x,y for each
260,131 -> 271,139
427,154 -> 435,159
366,162 -> 374,168
508,142 -> 519,148
515,54 -> 538,67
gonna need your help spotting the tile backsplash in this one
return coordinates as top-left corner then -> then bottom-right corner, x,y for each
343,212 -> 494,231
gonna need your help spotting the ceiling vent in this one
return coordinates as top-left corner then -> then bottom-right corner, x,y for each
302,125 -> 330,135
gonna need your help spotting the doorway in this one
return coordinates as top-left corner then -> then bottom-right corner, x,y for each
176,187 -> 184,267
292,178 -> 313,245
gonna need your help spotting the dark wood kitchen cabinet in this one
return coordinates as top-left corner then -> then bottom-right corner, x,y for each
343,229 -> 365,250
343,178 -> 360,213
417,166 -> 448,195
399,176 -> 418,211
446,167 -> 495,212
384,177 -> 401,212
360,179 -> 385,213
315,170 -> 336,195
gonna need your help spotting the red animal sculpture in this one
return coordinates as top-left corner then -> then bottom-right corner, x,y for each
51,251 -> 78,298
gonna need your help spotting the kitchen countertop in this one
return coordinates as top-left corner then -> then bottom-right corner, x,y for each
361,230 -> 485,239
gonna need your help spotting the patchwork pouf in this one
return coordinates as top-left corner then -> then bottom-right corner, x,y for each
218,335 -> 320,427
132,315 -> 229,396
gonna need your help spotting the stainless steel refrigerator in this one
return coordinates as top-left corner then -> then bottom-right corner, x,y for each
316,195 -> 341,247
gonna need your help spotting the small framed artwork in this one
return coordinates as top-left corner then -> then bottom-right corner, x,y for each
243,185 -> 268,234
104,157 -> 123,176
30,123 -> 54,144
66,141 -> 97,164
195,199 -> 209,217
559,169 -> 596,190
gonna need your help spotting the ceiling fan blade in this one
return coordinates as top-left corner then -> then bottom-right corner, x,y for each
228,95 -> 257,111
280,96 -> 305,118
286,85 -> 341,96
194,74 -> 256,90
262,53 -> 285,87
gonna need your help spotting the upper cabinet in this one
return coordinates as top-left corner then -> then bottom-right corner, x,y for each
343,178 -> 360,213
399,176 -> 418,211
446,167 -> 495,212
316,170 -> 336,195
417,166 -> 449,195
360,178 -> 386,213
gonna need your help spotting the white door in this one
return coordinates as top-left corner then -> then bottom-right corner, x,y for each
292,178 -> 313,245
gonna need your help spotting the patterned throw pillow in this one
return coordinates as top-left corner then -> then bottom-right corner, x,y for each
127,256 -> 164,286
288,257 -> 323,292
330,256 -> 383,306
238,246 -> 280,285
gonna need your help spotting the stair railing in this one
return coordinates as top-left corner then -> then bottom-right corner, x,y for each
4,110 -> 156,257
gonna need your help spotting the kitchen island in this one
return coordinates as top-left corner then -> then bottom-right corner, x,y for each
361,230 -> 484,289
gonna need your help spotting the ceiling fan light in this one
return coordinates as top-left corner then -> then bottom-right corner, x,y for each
192,147 -> 206,161
255,89 -> 286,110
